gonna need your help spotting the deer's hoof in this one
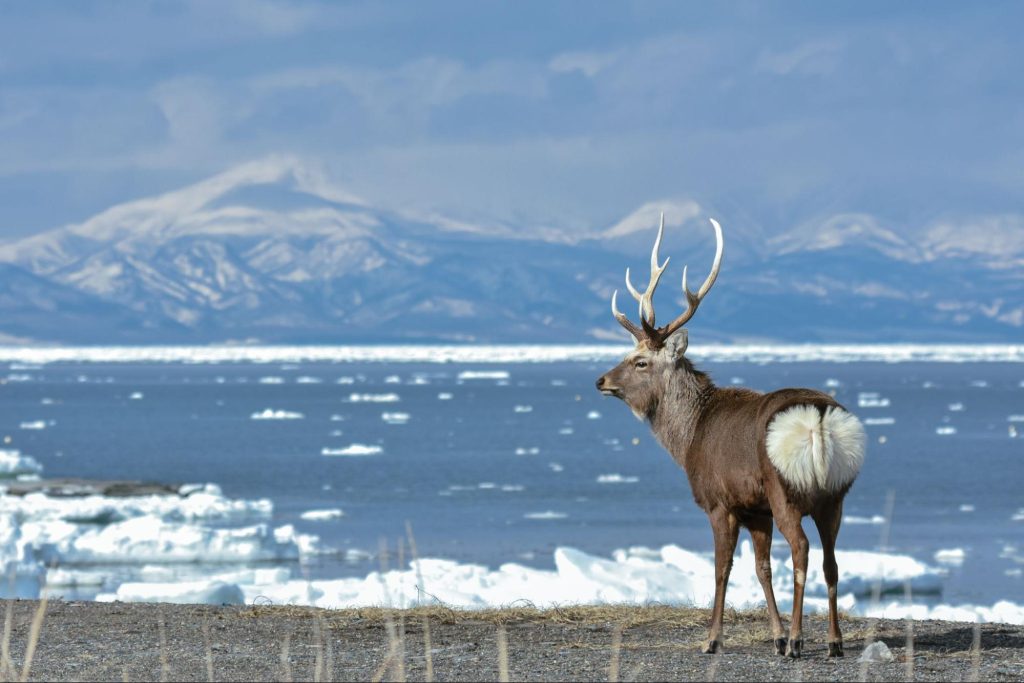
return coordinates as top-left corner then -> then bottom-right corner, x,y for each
828,641 -> 844,658
702,639 -> 720,654
774,638 -> 787,655
785,638 -> 803,659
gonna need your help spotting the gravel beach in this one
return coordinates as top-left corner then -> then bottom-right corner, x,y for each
2,601 -> 1022,681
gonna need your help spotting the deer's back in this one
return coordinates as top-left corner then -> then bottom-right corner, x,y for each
685,387 -> 844,514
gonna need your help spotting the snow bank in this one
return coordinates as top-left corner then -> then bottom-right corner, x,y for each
1,344 -> 1023,365
92,541 -> 967,618
98,580 -> 246,606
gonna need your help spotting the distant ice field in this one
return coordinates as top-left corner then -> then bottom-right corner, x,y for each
1,349 -> 1022,621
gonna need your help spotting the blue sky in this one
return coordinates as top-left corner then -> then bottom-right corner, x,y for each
0,1 -> 1021,239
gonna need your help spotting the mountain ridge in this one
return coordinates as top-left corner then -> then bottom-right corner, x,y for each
1,158 -> 1021,344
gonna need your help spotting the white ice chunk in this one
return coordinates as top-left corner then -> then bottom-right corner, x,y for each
0,449 -> 43,479
347,393 -> 399,403
524,511 -> 567,520
842,515 -> 885,525
587,411 -> 601,420
258,377 -> 285,384
863,417 -> 895,426
457,371 -> 510,380
934,548 -> 966,566
437,392 -> 453,400
300,509 -> 344,522
513,405 -> 533,413
935,426 -> 957,435
250,409 -> 304,420
857,393 -> 891,408
99,580 -> 246,605
129,392 -> 144,400
19,420 -> 48,430
596,474 -> 639,484
296,376 -> 322,384
321,445 -> 382,457
858,641 -> 893,663
948,402 -> 964,411
381,412 -> 410,425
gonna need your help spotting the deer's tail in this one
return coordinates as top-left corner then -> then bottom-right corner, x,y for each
765,405 -> 865,494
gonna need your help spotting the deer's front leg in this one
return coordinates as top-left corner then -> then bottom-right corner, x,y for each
703,507 -> 739,654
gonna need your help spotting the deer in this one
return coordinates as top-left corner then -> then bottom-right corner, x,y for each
595,214 -> 865,659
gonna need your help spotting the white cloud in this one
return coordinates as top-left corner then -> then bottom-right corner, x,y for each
549,51 -> 615,78
754,40 -> 844,76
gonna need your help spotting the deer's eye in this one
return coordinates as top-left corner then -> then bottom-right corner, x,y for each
635,359 -> 649,369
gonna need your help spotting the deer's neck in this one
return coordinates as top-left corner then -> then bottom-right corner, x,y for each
648,362 -> 715,470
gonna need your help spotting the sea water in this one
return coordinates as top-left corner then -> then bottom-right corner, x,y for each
0,346 -> 1021,621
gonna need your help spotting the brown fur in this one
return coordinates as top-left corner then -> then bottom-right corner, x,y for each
596,331 -> 856,658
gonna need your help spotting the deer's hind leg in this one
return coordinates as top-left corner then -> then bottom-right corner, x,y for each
703,507 -> 739,654
812,501 -> 845,657
767,494 -> 809,658
747,515 -> 786,655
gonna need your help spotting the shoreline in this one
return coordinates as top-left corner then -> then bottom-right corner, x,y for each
3,601 -> 1022,681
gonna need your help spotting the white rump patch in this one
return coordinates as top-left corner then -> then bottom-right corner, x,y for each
766,405 -> 865,493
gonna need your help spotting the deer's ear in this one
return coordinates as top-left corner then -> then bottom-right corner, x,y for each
664,329 -> 688,360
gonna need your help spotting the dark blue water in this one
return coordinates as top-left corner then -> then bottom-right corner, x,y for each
2,359 -> 1022,607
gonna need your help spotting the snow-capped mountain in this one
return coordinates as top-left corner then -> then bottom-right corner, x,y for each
0,157 -> 1021,344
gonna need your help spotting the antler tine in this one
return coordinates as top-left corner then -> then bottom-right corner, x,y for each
611,289 -> 644,341
658,218 -> 724,340
623,212 -> 670,326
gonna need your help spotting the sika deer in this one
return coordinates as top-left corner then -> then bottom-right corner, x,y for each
595,214 -> 864,658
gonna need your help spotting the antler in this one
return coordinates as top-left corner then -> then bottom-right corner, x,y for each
610,214 -> 724,346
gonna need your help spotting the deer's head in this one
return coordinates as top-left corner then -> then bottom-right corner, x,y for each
595,214 -> 723,419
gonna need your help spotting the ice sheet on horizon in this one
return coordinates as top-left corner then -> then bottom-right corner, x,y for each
0,343 -> 1023,366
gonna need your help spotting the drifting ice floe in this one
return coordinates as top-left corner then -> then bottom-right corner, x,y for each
513,405 -> 533,413
347,393 -> 400,403
0,455 -> 302,599
321,445 -> 382,457
457,370 -> 510,381
857,392 -> 891,408
381,412 -> 410,425
935,548 -> 966,566
524,511 -> 567,520
258,377 -> 285,384
863,417 -> 895,426
0,450 -> 43,478
19,420 -> 49,430
250,409 -> 304,420
296,376 -> 322,384
437,392 -> 453,400
936,426 -> 957,435
514,447 -> 540,456
843,515 -> 885,525
300,509 -> 344,522
596,474 -> 639,484
586,411 -> 601,420
129,392 -> 144,400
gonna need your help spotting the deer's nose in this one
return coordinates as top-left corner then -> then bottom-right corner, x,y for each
595,375 -> 606,391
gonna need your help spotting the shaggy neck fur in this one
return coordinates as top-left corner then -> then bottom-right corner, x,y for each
647,358 -> 715,469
